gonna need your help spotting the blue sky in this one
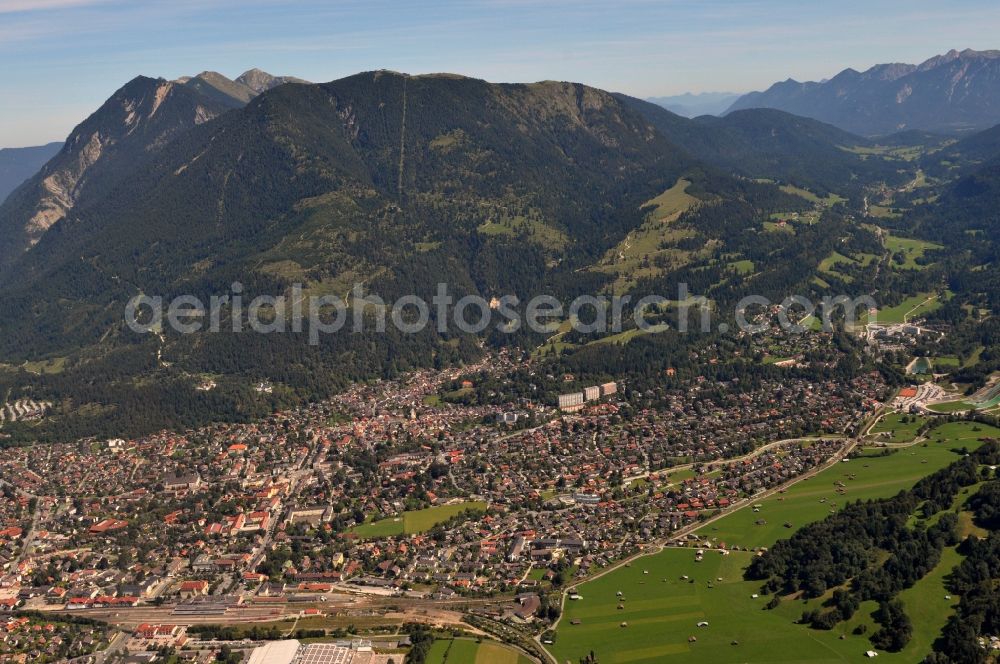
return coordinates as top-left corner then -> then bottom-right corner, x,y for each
2,0 -> 999,146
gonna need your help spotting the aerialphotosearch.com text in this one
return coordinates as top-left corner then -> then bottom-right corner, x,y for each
125,282 -> 878,345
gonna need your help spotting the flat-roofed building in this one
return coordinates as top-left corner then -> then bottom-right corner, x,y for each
247,640 -> 301,664
558,392 -> 584,411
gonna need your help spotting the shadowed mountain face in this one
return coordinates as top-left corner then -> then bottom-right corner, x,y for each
729,49 -> 1000,136
934,122 -> 1000,169
0,143 -> 61,205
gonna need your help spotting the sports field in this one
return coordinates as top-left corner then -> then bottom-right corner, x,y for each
927,400 -> 975,414
549,422 -> 999,664
427,638 -> 533,664
351,501 -> 487,538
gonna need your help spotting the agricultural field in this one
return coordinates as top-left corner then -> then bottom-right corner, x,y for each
549,422 -> 999,664
427,638 -> 533,664
844,144 -> 926,162
868,204 -> 902,219
351,501 -> 487,538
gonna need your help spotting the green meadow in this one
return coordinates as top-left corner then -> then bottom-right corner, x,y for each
868,413 -> 928,444
875,293 -> 944,324
351,501 -> 487,538
549,422 -> 999,664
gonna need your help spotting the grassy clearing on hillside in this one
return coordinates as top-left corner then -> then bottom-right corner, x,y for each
763,220 -> 795,233
587,325 -> 670,347
593,179 -> 700,292
351,501 -> 487,538
550,423 -> 998,664
817,251 -> 878,283
779,184 -> 845,206
477,214 -> 569,251
644,178 -> 697,221
728,259 -> 754,275
885,233 -> 942,270
21,356 -> 68,374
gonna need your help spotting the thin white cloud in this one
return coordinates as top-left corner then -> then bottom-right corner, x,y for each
0,0 -> 112,12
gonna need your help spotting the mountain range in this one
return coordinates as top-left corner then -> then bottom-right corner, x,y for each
728,49 -> 1000,135
0,68 -> 863,439
0,70 -> 899,277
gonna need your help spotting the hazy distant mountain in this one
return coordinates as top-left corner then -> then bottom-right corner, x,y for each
0,142 -> 61,204
728,49 -> 1000,135
647,92 -> 740,117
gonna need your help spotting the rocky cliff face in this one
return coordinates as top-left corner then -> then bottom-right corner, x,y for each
0,76 -> 243,268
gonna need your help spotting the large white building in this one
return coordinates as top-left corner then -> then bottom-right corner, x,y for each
246,639 -> 373,664
247,640 -> 301,664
